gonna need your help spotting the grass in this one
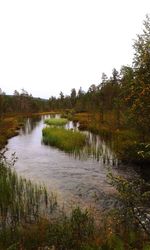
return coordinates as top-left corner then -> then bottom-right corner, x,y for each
0,152 -> 57,249
42,127 -> 86,153
44,118 -> 68,126
0,152 -> 57,226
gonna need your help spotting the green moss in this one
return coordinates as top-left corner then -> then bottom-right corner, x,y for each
42,127 -> 86,153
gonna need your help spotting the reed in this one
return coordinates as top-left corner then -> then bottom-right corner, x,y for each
44,118 -> 68,126
0,152 -> 57,231
42,127 -> 86,152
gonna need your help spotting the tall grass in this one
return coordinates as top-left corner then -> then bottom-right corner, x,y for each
0,151 -> 57,231
44,118 -> 68,126
42,127 -> 86,153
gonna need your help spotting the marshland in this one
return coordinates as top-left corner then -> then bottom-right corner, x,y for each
0,14 -> 150,250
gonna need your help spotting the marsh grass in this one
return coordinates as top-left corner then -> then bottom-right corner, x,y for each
42,127 -> 86,153
0,152 -> 57,232
44,118 -> 68,126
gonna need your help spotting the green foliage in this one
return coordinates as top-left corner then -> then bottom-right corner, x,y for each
47,207 -> 96,250
143,244 -> 150,250
123,142 -> 150,164
44,117 -> 68,126
107,235 -> 124,250
108,172 -> 150,236
61,109 -> 75,120
42,127 -> 86,152
125,15 -> 150,137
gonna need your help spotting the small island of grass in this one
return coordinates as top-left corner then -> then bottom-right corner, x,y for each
44,118 -> 68,126
42,127 -> 86,152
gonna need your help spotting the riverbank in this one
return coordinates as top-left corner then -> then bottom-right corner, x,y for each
0,111 -> 59,149
0,117 -> 23,149
72,111 -> 150,165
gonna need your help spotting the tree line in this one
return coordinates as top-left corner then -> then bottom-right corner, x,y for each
0,88 -> 50,116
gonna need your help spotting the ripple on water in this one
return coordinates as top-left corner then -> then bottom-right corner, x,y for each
5,114 -> 138,212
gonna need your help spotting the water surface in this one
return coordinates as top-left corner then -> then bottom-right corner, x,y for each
6,115 -> 137,211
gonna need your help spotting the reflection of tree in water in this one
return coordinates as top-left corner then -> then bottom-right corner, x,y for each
21,114 -> 60,135
20,116 -> 41,135
71,131 -> 119,166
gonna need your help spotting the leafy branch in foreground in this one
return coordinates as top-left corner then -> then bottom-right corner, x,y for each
107,172 -> 150,236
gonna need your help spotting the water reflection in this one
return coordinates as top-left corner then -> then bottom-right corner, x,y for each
20,116 -> 41,135
40,115 -> 118,165
5,114 -> 137,211
72,131 -> 119,166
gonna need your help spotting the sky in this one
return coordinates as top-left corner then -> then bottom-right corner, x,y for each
0,0 -> 150,99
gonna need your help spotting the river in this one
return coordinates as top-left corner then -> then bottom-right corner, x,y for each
5,114 -> 138,212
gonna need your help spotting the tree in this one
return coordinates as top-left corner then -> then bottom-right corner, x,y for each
0,88 -> 5,118
59,91 -> 64,100
13,90 -> 20,96
127,15 -> 150,138
111,68 -> 120,85
70,88 -> 76,99
88,84 -> 97,93
101,72 -> 108,87
133,15 -> 150,75
70,88 -> 76,107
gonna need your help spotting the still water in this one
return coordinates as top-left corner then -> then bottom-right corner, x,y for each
5,115 -> 137,211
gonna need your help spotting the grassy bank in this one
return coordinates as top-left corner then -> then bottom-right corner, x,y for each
42,127 -> 86,153
44,117 -> 68,126
0,112 -> 59,150
0,117 -> 24,149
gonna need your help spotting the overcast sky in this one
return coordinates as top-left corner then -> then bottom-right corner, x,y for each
0,0 -> 150,98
